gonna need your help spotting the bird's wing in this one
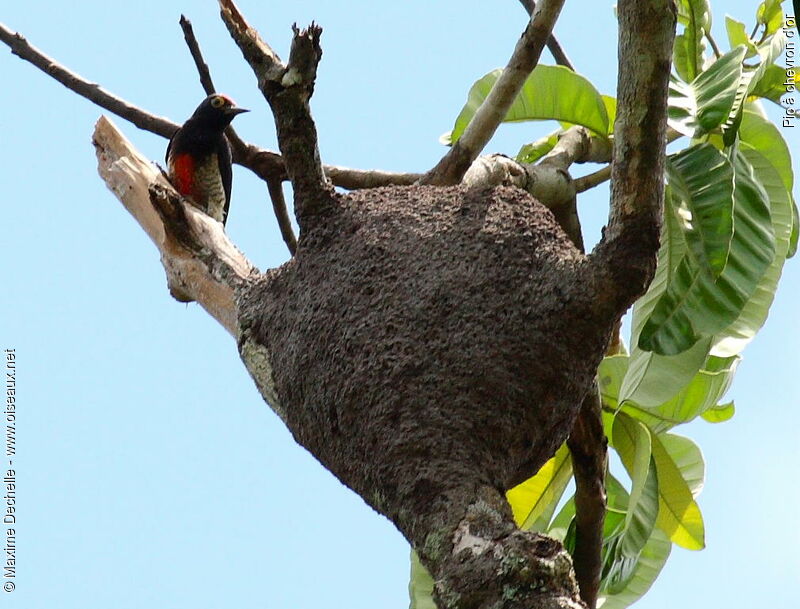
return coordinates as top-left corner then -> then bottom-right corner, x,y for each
217,135 -> 234,224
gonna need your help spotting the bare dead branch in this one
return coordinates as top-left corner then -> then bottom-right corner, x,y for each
219,0 -> 331,222
266,178 -> 297,255
92,115 -> 257,334
179,15 -> 217,94
0,22 -> 177,138
422,0 -> 566,185
326,166 -> 422,189
217,0 -> 284,80
517,0 -> 575,70
567,390 -> 607,609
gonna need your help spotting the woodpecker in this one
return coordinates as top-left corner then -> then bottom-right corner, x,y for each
166,94 -> 248,225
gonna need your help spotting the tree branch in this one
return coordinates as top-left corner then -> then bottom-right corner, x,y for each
0,22 -> 177,138
517,0 -> 574,70
566,390 -> 607,609
219,0 -> 332,224
590,0 -> 676,310
92,115 -> 257,334
325,166 -> 422,189
179,14 -> 218,94
574,166 -> 612,193
266,178 -> 297,255
422,0 -> 566,185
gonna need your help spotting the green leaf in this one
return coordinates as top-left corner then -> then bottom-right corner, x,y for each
749,64 -> 790,103
598,354 -> 629,409
596,529 -> 672,609
652,432 -> 705,550
409,551 -> 436,609
700,400 -> 735,423
611,414 -> 660,557
789,201 -> 799,258
673,34 -> 698,83
620,338 -> 710,408
666,144 -> 735,277
669,46 -> 747,136
673,0 -> 711,82
725,16 -> 759,58
516,129 -> 562,164
659,433 -> 705,497
744,27 -> 787,99
612,414 -> 652,529
602,95 -> 618,132
448,65 -> 610,144
738,110 -> 794,192
639,151 -> 775,355
506,444 -> 572,530
711,146 -> 794,356
547,497 -> 576,543
621,204 -> 710,406
694,46 -> 748,131
756,0 -> 784,35
622,355 -> 738,433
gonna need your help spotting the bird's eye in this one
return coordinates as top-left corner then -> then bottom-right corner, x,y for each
211,96 -> 226,108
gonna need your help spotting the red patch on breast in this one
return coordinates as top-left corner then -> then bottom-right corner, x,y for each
169,153 -> 195,197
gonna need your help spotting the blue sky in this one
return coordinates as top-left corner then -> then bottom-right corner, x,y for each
0,1 -> 797,608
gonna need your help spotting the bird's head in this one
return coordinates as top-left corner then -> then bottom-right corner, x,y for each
190,94 -> 249,129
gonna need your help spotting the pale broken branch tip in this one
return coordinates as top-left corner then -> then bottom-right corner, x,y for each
92,115 -> 256,336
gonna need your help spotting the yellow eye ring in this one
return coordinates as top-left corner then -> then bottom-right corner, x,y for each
210,96 -> 226,108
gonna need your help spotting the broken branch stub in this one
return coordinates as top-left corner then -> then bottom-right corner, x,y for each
93,115 -> 257,336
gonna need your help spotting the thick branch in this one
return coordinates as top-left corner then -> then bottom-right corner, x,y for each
92,115 -> 257,335
517,0 -> 575,70
422,0 -> 566,185
567,390 -> 607,609
219,0 -> 331,222
590,0 -> 676,309
606,1 -> 675,236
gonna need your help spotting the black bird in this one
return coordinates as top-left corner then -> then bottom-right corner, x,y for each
166,94 -> 248,224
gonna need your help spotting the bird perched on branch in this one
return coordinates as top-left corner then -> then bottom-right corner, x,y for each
166,94 -> 248,225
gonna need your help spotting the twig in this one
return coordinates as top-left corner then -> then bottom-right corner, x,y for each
266,179 -> 297,255
219,0 -> 331,224
567,390 -> 607,609
0,22 -> 177,138
705,31 -> 722,59
422,0 -> 566,185
180,15 -> 217,94
574,165 -> 612,193
517,0 -> 575,70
